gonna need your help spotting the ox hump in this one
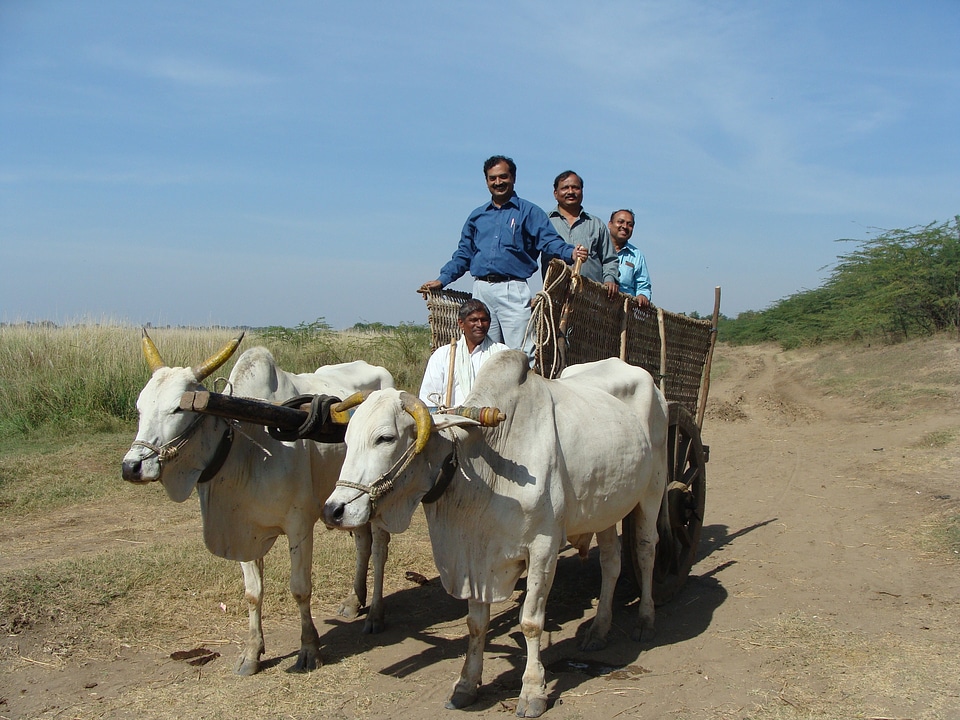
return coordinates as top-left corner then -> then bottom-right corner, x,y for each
472,350 -> 530,391
228,347 -> 282,396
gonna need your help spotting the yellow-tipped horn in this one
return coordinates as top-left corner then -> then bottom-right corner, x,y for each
329,391 -> 370,424
141,328 -> 166,374
192,332 -> 245,382
400,391 -> 434,455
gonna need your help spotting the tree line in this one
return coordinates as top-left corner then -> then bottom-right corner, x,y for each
719,217 -> 960,348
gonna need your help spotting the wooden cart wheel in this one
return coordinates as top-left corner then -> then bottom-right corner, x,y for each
623,401 -> 707,605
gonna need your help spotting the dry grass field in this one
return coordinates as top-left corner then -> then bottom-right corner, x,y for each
2,335 -> 959,719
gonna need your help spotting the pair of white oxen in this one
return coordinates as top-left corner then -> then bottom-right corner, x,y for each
121,330 -> 668,719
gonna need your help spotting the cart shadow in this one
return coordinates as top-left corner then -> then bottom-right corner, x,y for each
309,532 -> 742,711
698,517 -> 779,559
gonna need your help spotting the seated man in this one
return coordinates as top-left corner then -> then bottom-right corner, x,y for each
419,299 -> 509,407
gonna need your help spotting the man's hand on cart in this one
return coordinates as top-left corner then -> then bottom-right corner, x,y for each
418,280 -> 443,293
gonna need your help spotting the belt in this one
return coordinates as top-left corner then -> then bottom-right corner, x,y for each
476,274 -> 523,283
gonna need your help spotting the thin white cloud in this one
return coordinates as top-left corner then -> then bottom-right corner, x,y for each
86,44 -> 276,89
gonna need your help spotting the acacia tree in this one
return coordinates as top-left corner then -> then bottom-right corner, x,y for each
721,217 -> 960,346
832,217 -> 960,339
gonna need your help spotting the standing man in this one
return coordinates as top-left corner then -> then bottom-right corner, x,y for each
419,156 -> 587,360
545,170 -> 619,300
419,299 -> 509,407
608,209 -> 652,307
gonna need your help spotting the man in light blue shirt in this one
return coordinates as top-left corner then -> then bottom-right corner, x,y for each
609,209 -> 652,307
420,156 -> 587,359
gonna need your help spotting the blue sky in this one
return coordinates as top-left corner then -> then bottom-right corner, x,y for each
2,1 -> 958,328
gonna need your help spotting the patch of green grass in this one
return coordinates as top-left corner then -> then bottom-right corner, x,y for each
0,510 -> 438,658
933,512 -> 960,558
0,432 -> 132,518
912,429 -> 958,449
0,539 -> 234,641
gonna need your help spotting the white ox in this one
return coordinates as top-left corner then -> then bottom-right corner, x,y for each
121,331 -> 393,675
322,350 -> 668,718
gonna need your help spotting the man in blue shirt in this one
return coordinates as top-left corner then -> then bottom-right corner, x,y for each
608,209 -> 652,307
420,156 -> 587,359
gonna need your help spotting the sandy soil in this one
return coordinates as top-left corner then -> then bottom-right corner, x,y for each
2,340 -> 959,719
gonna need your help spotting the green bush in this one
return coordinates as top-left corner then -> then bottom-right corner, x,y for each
721,217 -> 960,347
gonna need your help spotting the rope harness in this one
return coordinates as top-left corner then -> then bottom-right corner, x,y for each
129,411 -> 234,484
335,431 -> 460,511
128,376 -> 236,484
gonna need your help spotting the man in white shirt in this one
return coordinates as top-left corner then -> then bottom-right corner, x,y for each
419,299 -> 509,407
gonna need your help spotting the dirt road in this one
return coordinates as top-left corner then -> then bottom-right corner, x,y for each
2,340 -> 959,719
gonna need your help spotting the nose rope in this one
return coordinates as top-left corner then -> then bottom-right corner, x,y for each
128,376 -> 237,465
335,431 -> 459,510
335,441 -> 421,510
130,412 -> 207,463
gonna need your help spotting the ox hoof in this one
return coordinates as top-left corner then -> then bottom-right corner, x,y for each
631,621 -> 656,643
235,656 -> 260,676
516,695 -> 548,718
579,634 -> 608,652
337,597 -> 362,620
362,616 -> 385,634
445,687 -> 478,710
291,648 -> 322,672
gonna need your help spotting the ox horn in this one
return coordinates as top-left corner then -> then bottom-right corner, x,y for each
141,328 -> 166,374
328,391 -> 371,424
192,332 -> 245,382
399,391 -> 433,456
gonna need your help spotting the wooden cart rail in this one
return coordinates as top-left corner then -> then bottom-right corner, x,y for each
419,259 -> 720,428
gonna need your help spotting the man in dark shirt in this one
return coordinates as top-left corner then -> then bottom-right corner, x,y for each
420,155 -> 586,359
545,170 -> 619,300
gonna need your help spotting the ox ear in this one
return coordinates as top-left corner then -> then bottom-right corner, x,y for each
192,332 -> 245,382
141,328 -> 166,374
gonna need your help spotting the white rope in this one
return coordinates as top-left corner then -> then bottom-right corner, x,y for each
528,268 -> 568,376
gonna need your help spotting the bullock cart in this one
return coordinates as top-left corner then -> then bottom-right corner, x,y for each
420,259 -> 720,604
175,260 -> 718,606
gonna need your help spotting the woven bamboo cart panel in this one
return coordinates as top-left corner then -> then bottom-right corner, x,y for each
419,261 -> 715,420
421,288 -> 472,351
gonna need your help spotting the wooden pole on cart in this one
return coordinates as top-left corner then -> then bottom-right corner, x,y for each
657,307 -> 667,395
445,335 -> 457,408
556,257 -> 583,374
695,286 -> 722,429
619,296 -> 630,361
